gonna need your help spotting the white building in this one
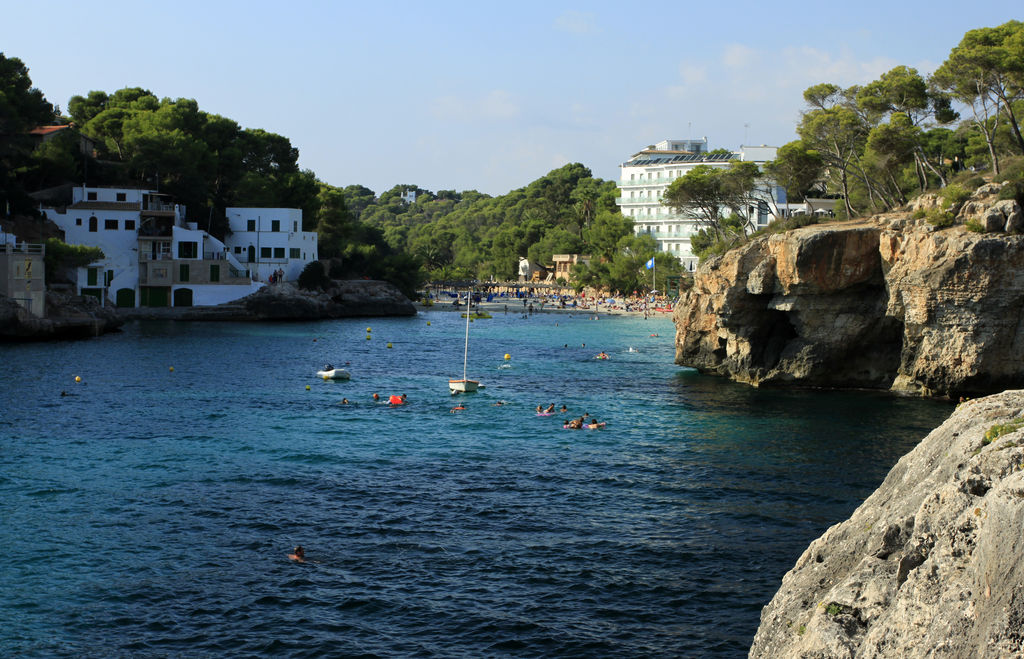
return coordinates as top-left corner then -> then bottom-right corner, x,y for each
40,187 -> 311,308
618,139 -> 784,271
222,208 -> 318,283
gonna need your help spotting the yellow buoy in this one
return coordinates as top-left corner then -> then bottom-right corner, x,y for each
366,335 -> 371,340
323,375 -> 330,380
426,321 -> 431,326
306,385 -> 311,390
74,375 -> 81,382
387,342 -> 393,349
366,327 -> 372,333
504,354 -> 511,361
169,366 -> 174,372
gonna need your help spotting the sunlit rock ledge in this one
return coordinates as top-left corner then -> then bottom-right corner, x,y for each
673,184 -> 1024,399
117,279 -> 416,321
750,389 -> 1024,658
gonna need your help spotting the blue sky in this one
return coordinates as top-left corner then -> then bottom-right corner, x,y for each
2,1 -> 1020,196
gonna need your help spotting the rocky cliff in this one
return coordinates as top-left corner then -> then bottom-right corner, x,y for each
674,185 -> 1024,398
750,390 -> 1024,658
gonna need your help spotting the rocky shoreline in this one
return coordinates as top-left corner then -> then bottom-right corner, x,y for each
0,279 -> 415,341
751,390 -> 1024,658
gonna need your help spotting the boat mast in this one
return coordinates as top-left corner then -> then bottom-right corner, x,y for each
462,289 -> 471,380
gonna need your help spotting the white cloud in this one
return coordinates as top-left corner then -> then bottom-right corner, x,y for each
430,90 -> 521,122
554,11 -> 599,35
678,62 -> 707,85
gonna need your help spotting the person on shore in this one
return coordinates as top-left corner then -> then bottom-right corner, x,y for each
288,546 -> 305,562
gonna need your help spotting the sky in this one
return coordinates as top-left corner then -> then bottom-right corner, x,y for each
2,1 -> 1021,197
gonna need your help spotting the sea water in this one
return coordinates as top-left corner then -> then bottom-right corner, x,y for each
0,311 -> 951,657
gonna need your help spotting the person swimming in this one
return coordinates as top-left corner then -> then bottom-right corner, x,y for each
545,403 -> 555,413
373,393 -> 380,402
586,418 -> 601,429
559,405 -> 568,413
536,404 -> 543,413
340,398 -> 350,405
450,404 -> 465,413
288,546 -> 305,562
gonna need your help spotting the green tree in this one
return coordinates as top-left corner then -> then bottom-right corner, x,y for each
1,53 -> 56,215
661,161 -> 762,239
934,21 -> 1024,173
764,140 -> 824,203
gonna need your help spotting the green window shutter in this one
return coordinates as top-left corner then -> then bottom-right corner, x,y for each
210,264 -> 220,282
179,264 -> 190,282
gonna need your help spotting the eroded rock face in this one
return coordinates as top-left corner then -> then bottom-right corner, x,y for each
750,390 -> 1024,659
0,291 -> 123,341
674,192 -> 1024,398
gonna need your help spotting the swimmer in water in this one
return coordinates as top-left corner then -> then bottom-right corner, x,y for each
559,405 -> 568,413
545,404 -> 555,413
450,404 -> 465,413
340,398 -> 350,405
373,393 -> 380,402
288,546 -> 305,562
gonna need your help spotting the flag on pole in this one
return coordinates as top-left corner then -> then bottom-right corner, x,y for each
645,257 -> 655,270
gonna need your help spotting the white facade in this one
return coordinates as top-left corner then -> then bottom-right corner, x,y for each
618,140 -> 784,271
41,186 -> 262,308
223,208 -> 318,283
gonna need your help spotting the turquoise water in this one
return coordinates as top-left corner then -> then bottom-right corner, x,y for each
0,311 -> 951,657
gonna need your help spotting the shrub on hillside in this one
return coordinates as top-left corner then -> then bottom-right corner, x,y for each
297,261 -> 329,291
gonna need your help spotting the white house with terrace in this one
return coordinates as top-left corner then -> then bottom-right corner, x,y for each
222,207 -> 318,283
617,139 -> 784,272
40,187 -> 315,308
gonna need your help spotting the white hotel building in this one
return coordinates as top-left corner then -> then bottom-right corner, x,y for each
617,139 -> 783,272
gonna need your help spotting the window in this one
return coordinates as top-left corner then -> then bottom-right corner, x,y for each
210,264 -> 220,282
179,264 -> 190,282
116,193 -> 126,202
290,248 -> 300,259
87,268 -> 98,286
234,246 -> 243,254
177,242 -> 198,259
89,217 -> 97,232
105,219 -> 118,230
261,247 -> 271,258
271,220 -> 280,232
247,220 -> 256,232
125,220 -> 135,230
76,218 -> 82,226
273,247 -> 285,259
87,192 -> 97,201
105,270 -> 114,286
293,221 -> 298,232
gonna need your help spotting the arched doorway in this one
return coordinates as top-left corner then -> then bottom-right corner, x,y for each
173,288 -> 193,307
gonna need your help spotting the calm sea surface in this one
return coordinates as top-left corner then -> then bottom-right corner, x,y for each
1,311 -> 951,657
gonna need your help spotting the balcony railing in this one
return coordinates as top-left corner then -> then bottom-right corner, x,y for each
1,242 -> 45,254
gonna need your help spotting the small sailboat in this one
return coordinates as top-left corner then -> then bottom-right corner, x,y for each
449,293 -> 479,394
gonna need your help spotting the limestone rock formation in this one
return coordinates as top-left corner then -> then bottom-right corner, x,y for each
244,279 -> 416,319
674,186 -> 1024,398
0,291 -> 124,341
117,279 -> 416,321
750,390 -> 1024,658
